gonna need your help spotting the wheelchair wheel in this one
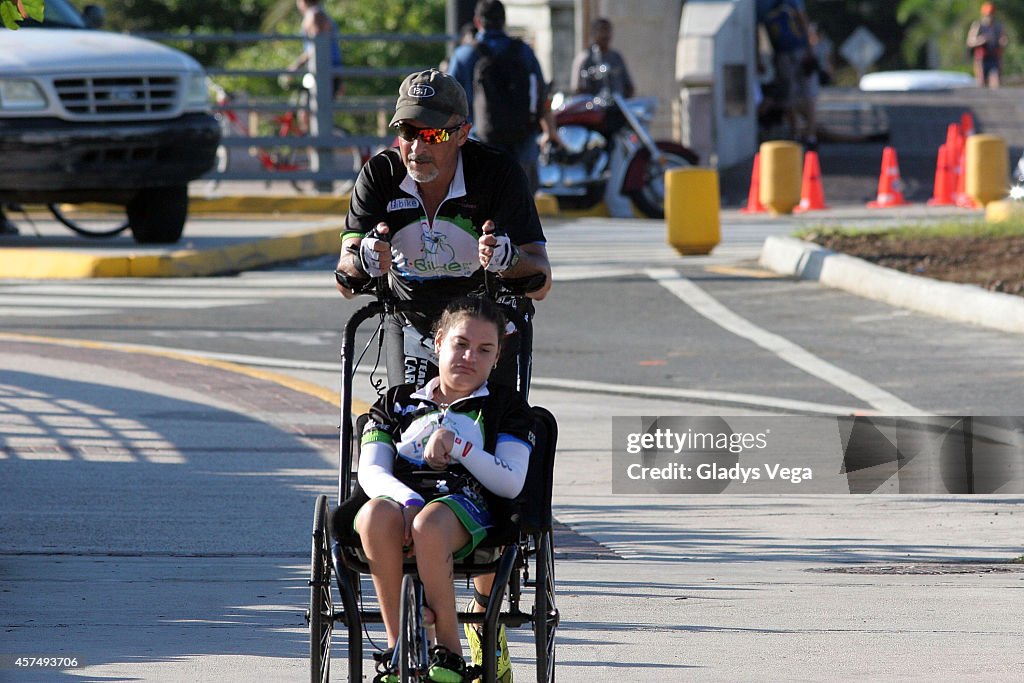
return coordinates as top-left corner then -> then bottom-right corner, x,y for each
399,574 -> 428,681
534,530 -> 557,682
309,494 -> 333,683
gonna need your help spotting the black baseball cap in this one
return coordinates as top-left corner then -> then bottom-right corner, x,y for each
389,69 -> 469,128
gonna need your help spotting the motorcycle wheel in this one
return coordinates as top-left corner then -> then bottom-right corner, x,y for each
625,142 -> 699,219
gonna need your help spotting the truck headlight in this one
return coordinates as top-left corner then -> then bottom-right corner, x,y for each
0,79 -> 47,110
185,72 -> 211,110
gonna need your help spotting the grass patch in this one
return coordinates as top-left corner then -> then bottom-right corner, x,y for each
1011,555 -> 1024,564
795,217 -> 1024,242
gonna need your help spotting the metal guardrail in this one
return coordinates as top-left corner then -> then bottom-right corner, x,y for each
141,31 -> 450,192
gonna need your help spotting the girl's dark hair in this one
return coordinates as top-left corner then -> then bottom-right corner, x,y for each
436,296 -> 506,349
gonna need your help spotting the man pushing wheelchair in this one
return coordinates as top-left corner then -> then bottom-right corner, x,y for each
329,66 -> 554,683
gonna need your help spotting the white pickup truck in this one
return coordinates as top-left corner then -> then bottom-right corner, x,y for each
0,0 -> 220,243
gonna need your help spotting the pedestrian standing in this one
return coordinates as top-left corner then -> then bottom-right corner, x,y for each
967,2 -> 1008,88
570,17 -> 635,99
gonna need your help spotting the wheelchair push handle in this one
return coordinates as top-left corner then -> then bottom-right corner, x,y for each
480,219 -> 549,297
335,224 -> 393,298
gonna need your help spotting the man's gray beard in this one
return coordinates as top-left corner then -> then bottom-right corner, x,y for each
407,166 -> 439,183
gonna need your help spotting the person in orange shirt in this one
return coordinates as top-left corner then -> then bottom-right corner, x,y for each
967,2 -> 1009,88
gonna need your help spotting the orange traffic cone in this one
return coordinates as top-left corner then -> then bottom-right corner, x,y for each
954,145 -> 979,208
960,111 -> 976,139
927,143 -> 954,206
740,153 -> 766,213
944,123 -> 965,203
867,146 -> 909,208
794,150 -> 827,212
948,121 -> 978,208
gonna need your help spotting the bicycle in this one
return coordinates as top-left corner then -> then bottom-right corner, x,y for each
308,266 -> 558,683
210,77 -> 370,193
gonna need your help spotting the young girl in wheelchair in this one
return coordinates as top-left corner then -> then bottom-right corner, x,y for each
354,296 -> 534,682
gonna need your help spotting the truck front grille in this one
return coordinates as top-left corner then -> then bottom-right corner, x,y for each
54,76 -> 179,118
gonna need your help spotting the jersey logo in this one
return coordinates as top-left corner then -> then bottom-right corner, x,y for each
387,198 -> 420,212
416,230 -> 458,273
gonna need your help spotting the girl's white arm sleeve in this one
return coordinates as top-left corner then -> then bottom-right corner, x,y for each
357,441 -> 424,506
451,435 -> 530,499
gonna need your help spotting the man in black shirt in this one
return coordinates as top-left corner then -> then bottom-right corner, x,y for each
334,68 -> 551,387
570,17 -> 635,99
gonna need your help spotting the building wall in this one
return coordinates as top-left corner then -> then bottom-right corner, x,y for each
502,0 -> 574,94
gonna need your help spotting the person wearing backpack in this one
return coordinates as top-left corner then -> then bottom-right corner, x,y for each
447,0 -> 562,194
761,0 -> 817,145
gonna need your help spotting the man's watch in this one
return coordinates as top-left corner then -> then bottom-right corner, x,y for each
335,268 -> 372,293
345,242 -> 369,277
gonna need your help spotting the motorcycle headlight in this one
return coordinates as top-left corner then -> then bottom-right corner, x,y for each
0,79 -> 48,111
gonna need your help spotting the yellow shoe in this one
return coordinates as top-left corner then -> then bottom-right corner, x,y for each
464,620 -> 512,682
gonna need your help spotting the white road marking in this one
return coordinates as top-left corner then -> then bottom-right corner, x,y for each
0,306 -> 107,317
0,295 -> 262,309
0,285 -> 335,299
0,272 -> 338,317
646,267 -> 925,415
531,377 -> 870,415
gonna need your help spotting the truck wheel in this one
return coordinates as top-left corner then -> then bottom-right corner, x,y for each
127,186 -> 188,244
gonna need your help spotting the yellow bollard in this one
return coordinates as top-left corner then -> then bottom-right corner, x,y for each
965,134 -> 1008,206
758,141 -> 802,215
665,167 -> 720,255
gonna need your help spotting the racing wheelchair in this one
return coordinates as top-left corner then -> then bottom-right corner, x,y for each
308,271 -> 559,682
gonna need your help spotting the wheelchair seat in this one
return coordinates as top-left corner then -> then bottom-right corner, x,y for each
330,405 -> 557,576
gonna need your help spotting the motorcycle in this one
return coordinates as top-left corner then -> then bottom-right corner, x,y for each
537,90 -> 699,218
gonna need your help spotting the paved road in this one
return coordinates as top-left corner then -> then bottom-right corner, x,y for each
3,210 -> 1023,681
3,212 -> 1022,414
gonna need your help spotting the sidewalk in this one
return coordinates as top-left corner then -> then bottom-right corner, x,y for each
2,334 -> 1022,681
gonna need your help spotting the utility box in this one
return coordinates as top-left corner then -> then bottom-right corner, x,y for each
676,0 -> 757,168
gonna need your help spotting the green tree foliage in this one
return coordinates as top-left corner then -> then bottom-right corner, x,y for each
223,0 -> 447,133
896,0 -> 976,69
249,0 -> 447,95
896,0 -> 1023,77
94,0 -> 276,65
806,0 -> 1023,80
1,0 -> 43,29
95,0 -> 447,134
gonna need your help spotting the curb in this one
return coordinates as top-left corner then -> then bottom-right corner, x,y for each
0,224 -> 343,279
188,192 -> 584,217
188,194 -> 351,215
758,235 -> 1024,335
0,191 -> 602,279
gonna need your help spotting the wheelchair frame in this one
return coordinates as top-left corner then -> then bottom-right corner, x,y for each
307,285 -> 559,683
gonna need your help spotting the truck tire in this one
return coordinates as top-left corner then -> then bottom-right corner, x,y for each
127,186 -> 188,244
